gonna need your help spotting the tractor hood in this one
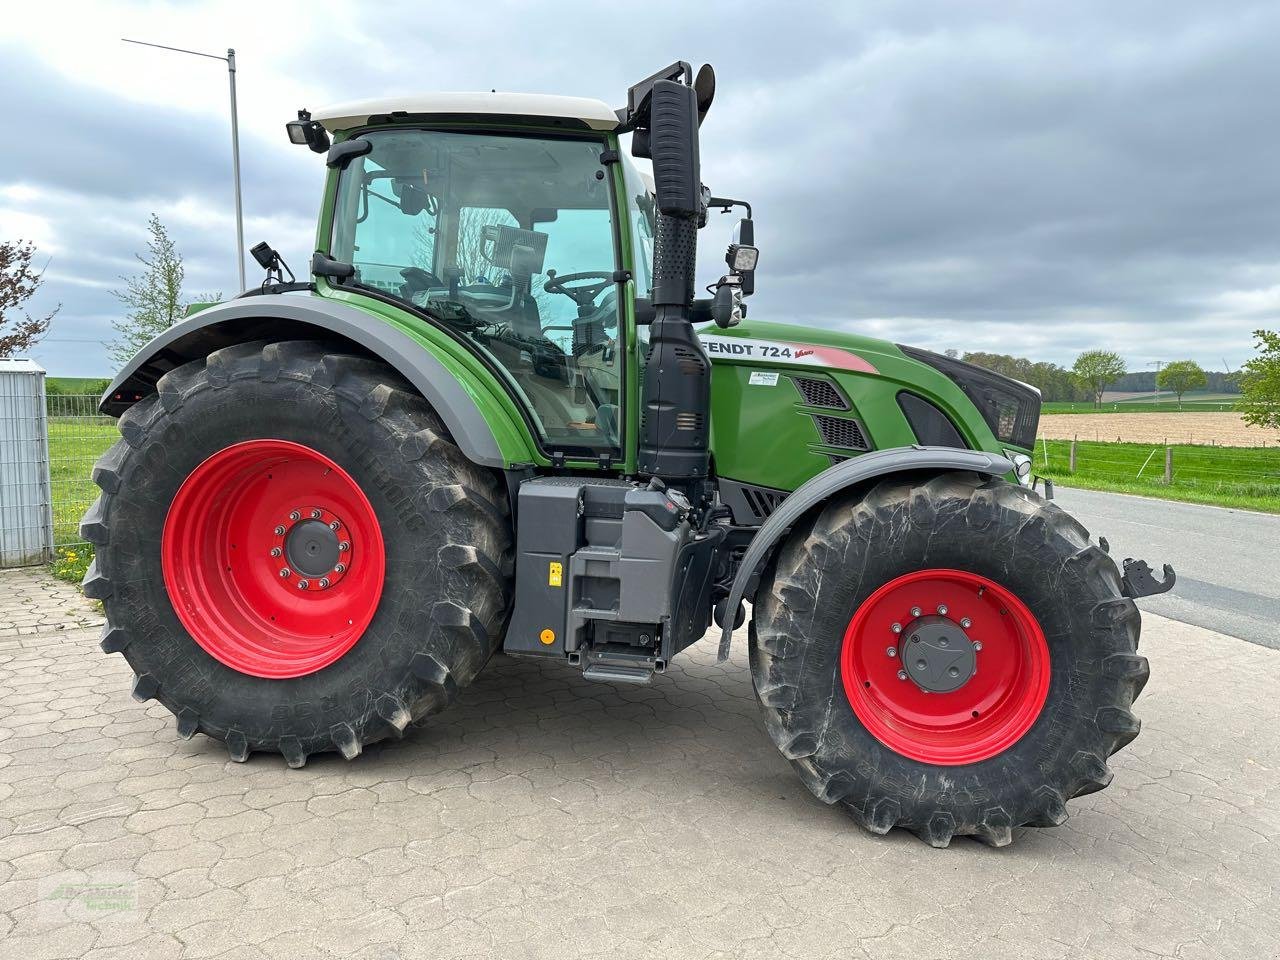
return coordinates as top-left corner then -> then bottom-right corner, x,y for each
700,318 -> 1040,495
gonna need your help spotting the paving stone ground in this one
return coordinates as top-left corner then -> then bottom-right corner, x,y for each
0,565 -> 1276,960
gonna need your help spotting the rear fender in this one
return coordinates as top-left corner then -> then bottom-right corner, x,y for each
102,293 -> 532,469
717,446 -> 1014,661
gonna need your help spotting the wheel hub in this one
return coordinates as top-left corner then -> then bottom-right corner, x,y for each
899,615 -> 977,693
272,506 -> 351,590
286,519 -> 339,576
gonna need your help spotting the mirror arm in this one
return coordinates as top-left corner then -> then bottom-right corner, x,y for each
707,196 -> 752,220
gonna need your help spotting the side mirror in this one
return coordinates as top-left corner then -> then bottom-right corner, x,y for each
711,278 -> 744,328
648,80 -> 702,218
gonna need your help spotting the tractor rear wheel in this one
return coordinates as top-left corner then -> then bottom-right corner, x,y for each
749,472 -> 1147,847
81,340 -> 512,766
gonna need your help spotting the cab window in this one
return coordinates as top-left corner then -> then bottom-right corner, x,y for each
331,129 -> 623,456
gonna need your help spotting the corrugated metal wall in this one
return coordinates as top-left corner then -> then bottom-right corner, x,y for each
0,359 -> 54,566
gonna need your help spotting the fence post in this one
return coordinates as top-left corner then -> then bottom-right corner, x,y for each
1164,447 -> 1173,483
1069,438 -> 1077,473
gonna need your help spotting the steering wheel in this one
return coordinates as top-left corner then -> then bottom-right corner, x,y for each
542,271 -> 614,308
400,266 -> 444,294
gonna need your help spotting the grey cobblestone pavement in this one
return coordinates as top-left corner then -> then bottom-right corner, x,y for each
0,565 -> 1276,959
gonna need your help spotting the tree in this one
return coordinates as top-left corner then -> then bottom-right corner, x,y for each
110,214 -> 218,367
1072,350 -> 1127,407
1156,360 -> 1207,409
0,239 -> 60,357
1238,330 -> 1280,430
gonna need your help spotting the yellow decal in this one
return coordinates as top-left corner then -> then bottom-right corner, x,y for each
548,561 -> 563,587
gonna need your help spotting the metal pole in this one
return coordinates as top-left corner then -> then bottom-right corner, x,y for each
227,49 -> 245,292
122,39 -> 245,292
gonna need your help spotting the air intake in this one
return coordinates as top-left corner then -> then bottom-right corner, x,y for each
813,415 -> 870,451
740,485 -> 788,520
791,376 -> 849,410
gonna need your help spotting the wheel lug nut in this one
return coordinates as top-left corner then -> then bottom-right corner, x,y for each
338,541 -> 350,552
274,525 -> 285,536
937,604 -> 948,616
910,606 -> 921,618
289,511 -> 301,522
897,670 -> 908,681
334,562 -> 346,574
311,509 -> 322,519
270,547 -> 282,558
297,579 -> 309,589
279,568 -> 291,578
319,577 -> 330,589
960,617 -> 972,629
329,521 -> 341,531
891,622 -> 902,634
973,641 -> 983,652
886,646 -> 897,658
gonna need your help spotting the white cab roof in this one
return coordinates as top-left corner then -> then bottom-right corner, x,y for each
313,93 -> 619,133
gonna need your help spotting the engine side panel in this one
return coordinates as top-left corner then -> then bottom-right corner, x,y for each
702,321 -> 1007,495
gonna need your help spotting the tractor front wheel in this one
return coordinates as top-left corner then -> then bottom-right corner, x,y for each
81,340 -> 512,766
749,472 -> 1147,847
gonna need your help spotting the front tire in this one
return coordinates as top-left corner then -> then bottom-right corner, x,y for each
749,472 -> 1147,847
81,340 -> 512,766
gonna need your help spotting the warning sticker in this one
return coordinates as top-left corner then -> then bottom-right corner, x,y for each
548,562 -> 563,588
748,370 -> 780,386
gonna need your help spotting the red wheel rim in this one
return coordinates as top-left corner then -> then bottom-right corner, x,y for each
162,439 -> 385,679
840,569 -> 1050,765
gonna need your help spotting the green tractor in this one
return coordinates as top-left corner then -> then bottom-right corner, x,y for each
83,62 -> 1171,846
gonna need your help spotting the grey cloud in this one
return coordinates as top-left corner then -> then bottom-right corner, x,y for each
4,0 -> 1279,376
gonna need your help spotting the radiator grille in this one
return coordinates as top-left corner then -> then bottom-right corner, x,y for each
813,415 -> 870,451
791,376 -> 849,410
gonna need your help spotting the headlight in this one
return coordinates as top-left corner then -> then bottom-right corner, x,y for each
1006,451 -> 1033,487
898,346 -> 1041,449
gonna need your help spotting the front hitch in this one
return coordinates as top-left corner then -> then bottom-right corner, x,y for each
1120,557 -> 1177,599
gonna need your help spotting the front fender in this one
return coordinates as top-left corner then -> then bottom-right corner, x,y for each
717,446 -> 1015,661
102,292 -> 534,469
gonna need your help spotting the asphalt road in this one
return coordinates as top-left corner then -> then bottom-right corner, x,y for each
1051,486 -> 1280,650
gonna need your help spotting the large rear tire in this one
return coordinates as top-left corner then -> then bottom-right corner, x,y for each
749,472 -> 1147,847
81,340 -> 512,766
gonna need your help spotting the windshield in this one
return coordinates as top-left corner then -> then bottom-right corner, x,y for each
330,128 -> 623,455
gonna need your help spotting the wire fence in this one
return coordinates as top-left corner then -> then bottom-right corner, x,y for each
1035,437 -> 1280,508
47,395 -> 117,551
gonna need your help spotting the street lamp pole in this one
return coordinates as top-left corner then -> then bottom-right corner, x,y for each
121,38 -> 246,292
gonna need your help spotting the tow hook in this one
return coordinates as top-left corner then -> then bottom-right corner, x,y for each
1120,558 -> 1176,599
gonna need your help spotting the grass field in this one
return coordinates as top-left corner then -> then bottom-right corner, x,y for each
47,408 -> 118,581
1034,438 -> 1280,513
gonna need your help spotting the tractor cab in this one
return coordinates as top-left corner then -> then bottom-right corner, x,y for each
314,107 -> 636,458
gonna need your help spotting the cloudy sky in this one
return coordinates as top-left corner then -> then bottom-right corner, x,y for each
2,0 -> 1278,377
